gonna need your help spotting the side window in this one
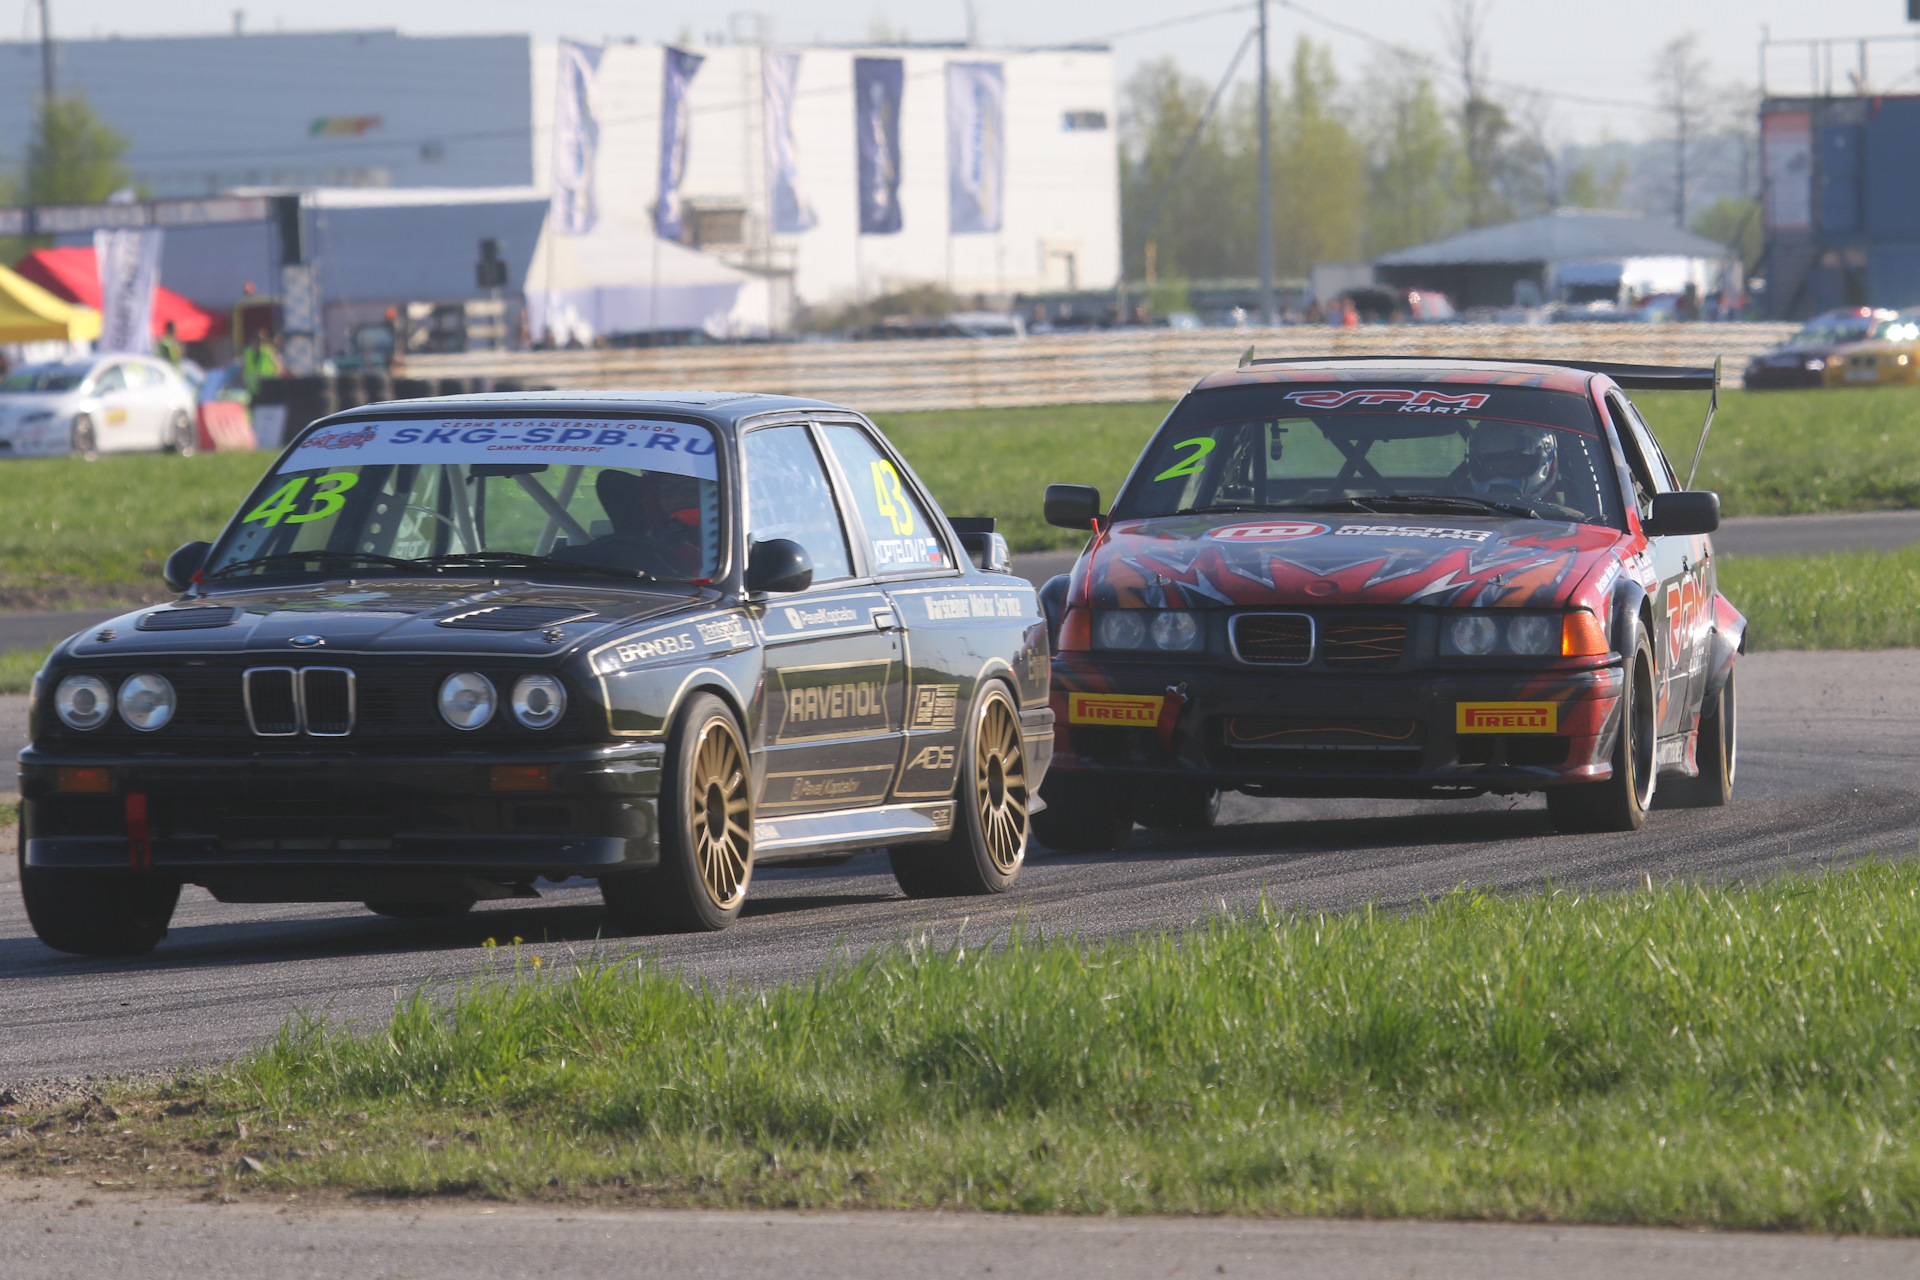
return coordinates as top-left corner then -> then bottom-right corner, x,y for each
1619,396 -> 1678,491
1605,394 -> 1660,520
820,423 -> 952,576
91,365 -> 125,395
742,424 -> 854,583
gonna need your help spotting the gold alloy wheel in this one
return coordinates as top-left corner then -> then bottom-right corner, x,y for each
689,714 -> 753,909
975,692 -> 1030,876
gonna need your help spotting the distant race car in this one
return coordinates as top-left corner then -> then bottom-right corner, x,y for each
0,354 -> 199,459
1034,357 -> 1742,850
1744,307 -> 1896,389
16,391 -> 1052,956
1821,310 -> 1920,389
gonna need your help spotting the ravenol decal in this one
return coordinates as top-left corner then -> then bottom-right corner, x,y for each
1068,692 -> 1164,726
1205,521 -> 1328,543
1456,701 -> 1558,733
1284,389 -> 1492,414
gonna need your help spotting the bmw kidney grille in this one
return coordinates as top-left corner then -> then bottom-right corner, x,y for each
244,667 -> 356,737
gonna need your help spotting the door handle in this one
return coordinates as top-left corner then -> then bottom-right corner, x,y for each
871,608 -> 900,632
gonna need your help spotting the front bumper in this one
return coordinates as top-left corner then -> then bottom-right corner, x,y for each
18,742 -> 664,897
1048,655 -> 1622,798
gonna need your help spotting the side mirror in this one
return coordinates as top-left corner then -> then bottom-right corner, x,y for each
948,516 -> 1011,573
746,538 -> 814,594
1643,491 -> 1720,537
1044,483 -> 1102,530
163,540 -> 212,592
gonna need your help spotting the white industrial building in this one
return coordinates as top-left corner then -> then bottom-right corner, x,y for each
0,30 -> 1119,338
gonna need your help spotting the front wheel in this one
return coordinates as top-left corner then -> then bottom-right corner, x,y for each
164,410 -> 196,456
890,682 -> 1030,897
70,415 -> 98,460
1548,637 -> 1656,834
20,861 -> 179,956
601,693 -> 753,933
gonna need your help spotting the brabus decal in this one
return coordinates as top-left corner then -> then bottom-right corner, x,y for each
1284,389 -> 1492,414
593,612 -> 754,674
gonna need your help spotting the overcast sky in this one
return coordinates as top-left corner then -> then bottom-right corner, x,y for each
26,0 -> 1920,142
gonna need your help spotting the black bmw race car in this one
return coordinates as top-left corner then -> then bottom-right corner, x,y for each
18,392 -> 1052,955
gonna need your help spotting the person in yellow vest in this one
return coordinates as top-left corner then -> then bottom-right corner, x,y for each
242,331 -> 284,397
156,320 -> 184,369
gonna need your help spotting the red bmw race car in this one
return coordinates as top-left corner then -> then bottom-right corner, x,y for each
1033,357 -> 1743,850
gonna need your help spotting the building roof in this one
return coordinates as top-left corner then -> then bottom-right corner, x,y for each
1375,210 -> 1732,268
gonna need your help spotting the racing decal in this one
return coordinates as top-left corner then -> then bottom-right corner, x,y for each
1283,389 -> 1491,414
590,612 -> 754,675
280,418 -> 718,481
1333,525 -> 1493,543
761,765 -> 895,810
908,684 -> 959,731
905,744 -> 956,770
1154,437 -> 1216,481
1456,702 -> 1558,733
105,406 -> 128,424
920,591 -> 1028,621
771,659 -> 895,744
1068,692 -> 1164,726
1205,521 -> 1329,543
694,614 -> 753,650
243,472 -> 358,526
1665,578 -> 1704,671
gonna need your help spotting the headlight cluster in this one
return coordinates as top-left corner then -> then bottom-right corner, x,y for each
438,672 -> 569,730
1440,612 -> 1564,658
1093,609 -> 1205,652
1805,358 -> 1827,371
55,673 -> 176,731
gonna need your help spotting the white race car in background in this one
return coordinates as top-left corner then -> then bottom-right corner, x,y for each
0,356 -> 199,459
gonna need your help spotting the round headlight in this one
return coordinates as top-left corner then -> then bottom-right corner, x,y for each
1506,615 -> 1557,655
1805,358 -> 1826,371
438,672 -> 497,730
117,674 -> 176,731
511,674 -> 568,730
1095,611 -> 1147,650
55,675 -> 112,730
1151,611 -> 1202,650
1449,615 -> 1498,656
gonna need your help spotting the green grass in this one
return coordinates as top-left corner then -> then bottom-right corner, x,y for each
59,860 -> 1920,1230
1719,546 -> 1920,649
0,642 -> 50,694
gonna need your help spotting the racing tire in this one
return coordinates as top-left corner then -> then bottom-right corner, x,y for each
600,693 -> 752,934
69,416 -> 98,461
364,900 -> 473,919
163,411 -> 196,456
1547,636 -> 1656,834
1030,772 -> 1136,853
1659,669 -> 1737,809
19,860 -> 179,957
890,682 -> 1030,898
1137,781 -> 1221,831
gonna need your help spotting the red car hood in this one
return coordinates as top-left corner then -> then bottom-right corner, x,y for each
1081,513 -> 1629,611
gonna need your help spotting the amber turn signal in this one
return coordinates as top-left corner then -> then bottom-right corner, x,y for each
1561,611 -> 1611,656
489,764 -> 550,793
56,766 -> 112,794
1057,606 -> 1091,652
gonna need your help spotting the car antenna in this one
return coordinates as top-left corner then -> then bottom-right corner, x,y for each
1684,355 -> 1721,489
1238,345 -> 1254,368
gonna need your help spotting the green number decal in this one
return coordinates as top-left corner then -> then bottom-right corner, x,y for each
286,472 -> 359,524
242,477 -> 309,526
1154,437 -> 1215,482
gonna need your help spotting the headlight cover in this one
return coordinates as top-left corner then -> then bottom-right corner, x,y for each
511,674 -> 568,729
1094,609 -> 1204,651
55,675 -> 113,730
439,672 -> 497,730
117,673 -> 177,731
1441,612 -> 1575,658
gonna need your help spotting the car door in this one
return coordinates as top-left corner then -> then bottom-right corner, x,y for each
1606,391 -> 1696,740
741,420 -> 906,816
814,419 -> 976,805
128,360 -> 177,444
87,362 -> 136,450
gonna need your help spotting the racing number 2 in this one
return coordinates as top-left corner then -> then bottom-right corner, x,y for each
1155,437 -> 1215,482
243,472 -> 359,526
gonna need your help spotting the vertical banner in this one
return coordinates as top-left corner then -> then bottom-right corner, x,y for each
1762,110 -> 1812,231
854,57 -> 905,235
549,40 -> 605,237
764,49 -> 817,234
93,228 -> 162,355
946,61 -> 1005,235
655,46 -> 706,241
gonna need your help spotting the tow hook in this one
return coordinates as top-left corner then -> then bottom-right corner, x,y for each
1159,682 -> 1190,754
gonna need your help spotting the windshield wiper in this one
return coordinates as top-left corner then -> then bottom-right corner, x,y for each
416,551 -> 647,581
205,550 -> 433,581
1364,494 -> 1544,520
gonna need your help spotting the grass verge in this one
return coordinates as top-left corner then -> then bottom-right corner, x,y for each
0,643 -> 51,694
11,861 -> 1920,1231
1719,546 -> 1920,649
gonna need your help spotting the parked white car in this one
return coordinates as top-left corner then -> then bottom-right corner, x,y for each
0,356 -> 199,459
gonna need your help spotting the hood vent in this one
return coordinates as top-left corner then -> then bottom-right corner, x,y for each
436,605 -> 599,632
138,606 -> 240,631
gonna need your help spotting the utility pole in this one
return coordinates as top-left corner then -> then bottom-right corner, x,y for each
1256,0 -> 1274,326
37,0 -> 54,104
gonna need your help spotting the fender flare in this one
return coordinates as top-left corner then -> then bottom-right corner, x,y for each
1038,573 -> 1070,651
1701,591 -> 1746,703
1610,577 -> 1648,664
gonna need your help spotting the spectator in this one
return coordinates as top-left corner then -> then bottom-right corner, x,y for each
242,331 -> 285,396
156,320 -> 184,369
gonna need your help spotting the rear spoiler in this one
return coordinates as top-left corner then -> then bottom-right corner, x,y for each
1243,354 -> 1718,392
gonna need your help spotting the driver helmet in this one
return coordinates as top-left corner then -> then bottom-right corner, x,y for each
1466,421 -> 1558,500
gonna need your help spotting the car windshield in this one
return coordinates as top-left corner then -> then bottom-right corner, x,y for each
1789,317 -> 1876,347
0,365 -> 87,392
1117,382 -> 1626,529
203,417 -> 723,581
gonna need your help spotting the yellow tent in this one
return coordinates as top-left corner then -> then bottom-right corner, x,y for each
0,262 -> 100,343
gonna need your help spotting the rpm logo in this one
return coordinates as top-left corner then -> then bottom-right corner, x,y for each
1205,521 -> 1329,543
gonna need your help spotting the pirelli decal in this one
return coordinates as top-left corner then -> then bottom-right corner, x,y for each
1456,701 -> 1558,733
1068,692 -> 1164,727
773,660 -> 894,744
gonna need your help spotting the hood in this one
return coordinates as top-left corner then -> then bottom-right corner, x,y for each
1084,513 -> 1627,611
61,578 -> 710,661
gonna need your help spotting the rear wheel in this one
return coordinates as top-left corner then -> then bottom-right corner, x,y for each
891,683 -> 1030,897
600,694 -> 752,933
163,410 -> 196,456
1548,637 -> 1656,834
70,416 -> 97,460
1660,669 -> 1737,809
1138,781 -> 1220,831
20,859 -> 179,957
1031,772 -> 1135,853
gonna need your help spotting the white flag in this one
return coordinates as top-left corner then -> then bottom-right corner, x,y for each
946,62 -> 1005,235
764,50 -> 817,234
94,228 -> 162,355
550,40 -> 605,237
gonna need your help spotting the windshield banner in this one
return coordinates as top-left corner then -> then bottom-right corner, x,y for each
281,418 -> 718,480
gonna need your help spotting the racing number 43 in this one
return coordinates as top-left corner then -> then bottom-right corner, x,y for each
871,459 -> 916,534
243,472 -> 359,526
